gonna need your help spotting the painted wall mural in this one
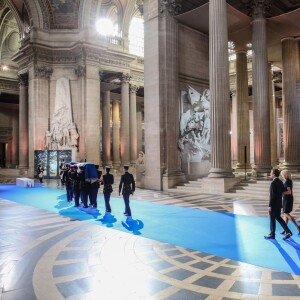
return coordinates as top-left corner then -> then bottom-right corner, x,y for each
178,85 -> 211,177
47,0 -> 80,29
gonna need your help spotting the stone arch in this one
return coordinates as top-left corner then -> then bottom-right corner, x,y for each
122,0 -> 141,39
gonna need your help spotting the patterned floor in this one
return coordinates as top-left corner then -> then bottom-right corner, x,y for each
0,179 -> 300,299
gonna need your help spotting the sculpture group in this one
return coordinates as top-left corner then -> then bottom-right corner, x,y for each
45,77 -> 79,150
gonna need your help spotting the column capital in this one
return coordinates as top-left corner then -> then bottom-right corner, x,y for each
18,73 -> 28,86
75,65 -> 86,78
130,85 -> 139,94
244,0 -> 272,18
120,73 -> 131,83
160,0 -> 182,16
34,65 -> 53,79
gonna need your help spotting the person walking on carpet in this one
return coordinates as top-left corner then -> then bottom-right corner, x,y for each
280,169 -> 300,236
119,164 -> 135,217
264,168 -> 292,240
102,166 -> 114,213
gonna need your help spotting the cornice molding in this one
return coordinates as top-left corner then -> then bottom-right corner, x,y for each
0,78 -> 19,93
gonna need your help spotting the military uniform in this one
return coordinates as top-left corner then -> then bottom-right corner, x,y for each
119,166 -> 135,216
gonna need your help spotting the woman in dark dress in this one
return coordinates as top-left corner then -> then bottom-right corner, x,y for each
280,170 -> 300,235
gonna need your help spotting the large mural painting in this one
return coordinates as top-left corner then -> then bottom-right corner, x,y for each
178,86 -> 211,178
47,0 -> 80,29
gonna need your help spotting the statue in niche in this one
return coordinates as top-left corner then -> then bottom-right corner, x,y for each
136,151 -> 145,165
44,77 -> 79,151
178,86 -> 211,161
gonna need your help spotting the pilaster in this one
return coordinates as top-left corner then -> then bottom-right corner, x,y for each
18,73 -> 29,174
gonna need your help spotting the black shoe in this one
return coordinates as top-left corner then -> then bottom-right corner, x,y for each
83,205 -> 88,208
264,234 -> 275,239
283,232 -> 292,240
280,230 -> 285,235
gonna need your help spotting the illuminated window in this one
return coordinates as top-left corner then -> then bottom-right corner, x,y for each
96,18 -> 119,36
129,16 -> 144,57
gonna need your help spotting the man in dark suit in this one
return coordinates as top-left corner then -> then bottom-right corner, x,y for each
119,165 -> 135,217
102,166 -> 114,213
264,168 -> 292,240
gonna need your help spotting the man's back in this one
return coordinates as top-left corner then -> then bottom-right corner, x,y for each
269,177 -> 284,209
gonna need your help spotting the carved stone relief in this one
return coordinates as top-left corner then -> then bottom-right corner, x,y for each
178,85 -> 211,166
45,77 -> 79,151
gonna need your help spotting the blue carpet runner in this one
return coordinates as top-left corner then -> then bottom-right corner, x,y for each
1,184 -> 300,275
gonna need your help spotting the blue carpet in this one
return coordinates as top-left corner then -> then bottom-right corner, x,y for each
1,184 -> 300,275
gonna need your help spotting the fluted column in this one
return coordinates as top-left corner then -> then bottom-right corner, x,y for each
18,73 -> 29,173
137,101 -> 143,154
102,90 -> 111,166
208,0 -> 233,178
130,85 -> 138,164
268,63 -> 277,167
282,38 -> 300,170
235,51 -> 251,170
11,111 -> 19,166
75,65 -> 86,162
120,73 -> 130,164
250,0 -> 272,175
112,99 -> 121,167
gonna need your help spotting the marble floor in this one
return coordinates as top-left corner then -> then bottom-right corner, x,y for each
0,179 -> 300,300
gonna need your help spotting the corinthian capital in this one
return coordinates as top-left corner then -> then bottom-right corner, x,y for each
120,73 -> 131,83
160,0 -> 182,16
243,0 -> 272,18
75,65 -> 86,78
130,85 -> 139,94
34,65 -> 53,79
18,73 -> 28,86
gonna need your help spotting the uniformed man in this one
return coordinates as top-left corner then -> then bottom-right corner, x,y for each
102,166 -> 114,213
119,164 -> 135,216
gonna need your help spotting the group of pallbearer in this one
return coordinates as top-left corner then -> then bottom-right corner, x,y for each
60,160 -> 135,216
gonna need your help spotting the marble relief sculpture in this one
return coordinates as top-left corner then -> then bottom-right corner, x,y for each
44,77 -> 79,150
178,86 -> 211,162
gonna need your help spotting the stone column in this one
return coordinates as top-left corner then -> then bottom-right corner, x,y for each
75,65 -> 86,162
84,66 -> 101,165
208,0 -> 233,179
143,0 -> 185,190
137,100 -> 143,154
18,73 -> 29,174
130,85 -> 138,164
282,38 -> 300,171
11,111 -> 19,166
268,63 -> 277,167
250,0 -> 272,175
120,73 -> 130,164
112,99 -> 121,167
235,51 -> 251,170
102,90 -> 111,166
